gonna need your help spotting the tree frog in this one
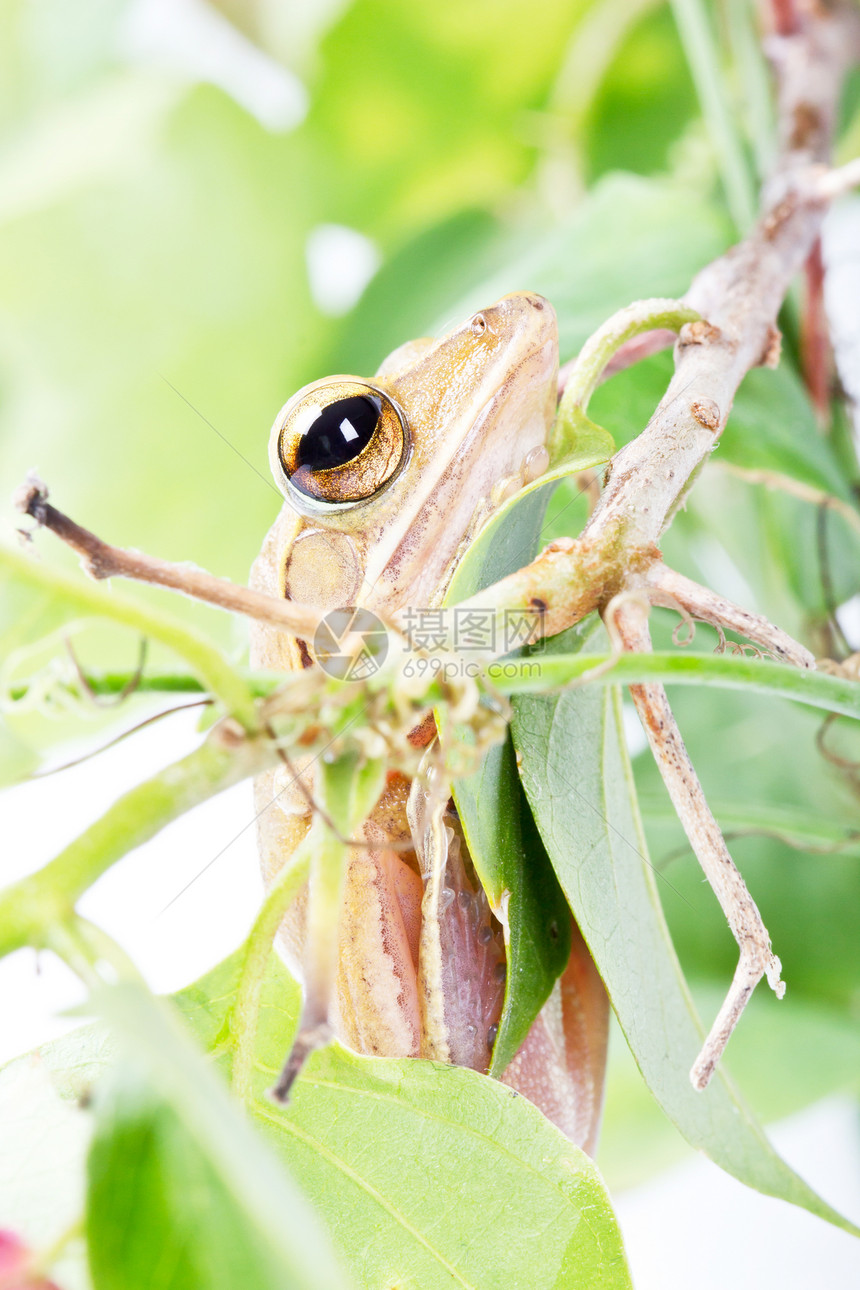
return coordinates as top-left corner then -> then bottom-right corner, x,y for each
250,292 -> 607,1153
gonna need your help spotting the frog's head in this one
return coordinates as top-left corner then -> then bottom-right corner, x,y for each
258,292 -> 558,617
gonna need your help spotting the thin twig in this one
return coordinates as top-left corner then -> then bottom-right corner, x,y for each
615,600 -> 785,1090
31,699 -> 212,779
646,563 -> 815,667
14,475 -> 322,640
711,460 -> 860,539
64,634 -> 149,708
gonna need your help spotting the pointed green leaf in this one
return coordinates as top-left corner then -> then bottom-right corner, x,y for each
445,485 -> 579,1074
257,1043 -> 632,1290
453,735 -> 572,1074
510,621 -> 860,1235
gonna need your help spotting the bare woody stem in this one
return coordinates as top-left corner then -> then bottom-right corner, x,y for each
613,599 -> 785,1089
462,2 -> 860,640
644,564 -> 815,667
15,476 -> 322,641
461,0 -> 860,1089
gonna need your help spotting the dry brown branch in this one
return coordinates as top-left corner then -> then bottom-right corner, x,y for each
645,563 -> 815,667
614,599 -> 786,1090
465,3 -> 860,647
14,475 -> 321,639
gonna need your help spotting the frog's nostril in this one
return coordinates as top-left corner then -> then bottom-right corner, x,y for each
531,297 -> 544,311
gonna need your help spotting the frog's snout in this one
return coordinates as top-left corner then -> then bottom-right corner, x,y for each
477,291 -> 557,350
497,289 -> 551,312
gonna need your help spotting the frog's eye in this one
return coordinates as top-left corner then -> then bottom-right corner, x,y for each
270,378 -> 408,508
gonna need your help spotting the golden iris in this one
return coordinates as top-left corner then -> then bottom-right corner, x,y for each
271,379 -> 407,507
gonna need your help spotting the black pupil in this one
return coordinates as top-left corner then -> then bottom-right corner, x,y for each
297,394 -> 381,471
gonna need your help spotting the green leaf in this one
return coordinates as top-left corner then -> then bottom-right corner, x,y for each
724,365 -> 851,494
632,681 -> 860,1009
327,209 -> 508,376
8,944 -> 633,1288
600,988 -> 860,1191
257,1044 -> 633,1290
589,345 -> 856,501
307,0 -> 591,239
453,735 -> 572,1074
584,4 -> 699,182
184,949 -> 631,1288
88,1069 -> 303,1290
89,984 -> 347,1290
510,621 -> 860,1234
445,485 -> 583,1075
174,936 -> 302,1070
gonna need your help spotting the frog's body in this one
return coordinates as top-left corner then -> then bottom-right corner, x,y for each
251,293 -> 607,1152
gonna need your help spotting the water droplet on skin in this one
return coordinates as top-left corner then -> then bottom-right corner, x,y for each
467,1024 -> 477,1037
523,445 -> 550,483
457,891 -> 472,911
487,1024 -> 499,1050
478,925 -> 493,945
494,962 -> 506,983
438,887 -> 455,913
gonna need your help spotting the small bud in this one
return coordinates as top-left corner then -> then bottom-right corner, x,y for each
690,399 -> 721,431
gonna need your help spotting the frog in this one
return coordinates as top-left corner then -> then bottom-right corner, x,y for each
250,292 -> 608,1154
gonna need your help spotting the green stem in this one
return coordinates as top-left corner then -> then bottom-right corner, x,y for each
30,1215 -> 86,1281
230,753 -> 384,1099
75,915 -> 147,982
0,730 -> 274,959
489,651 -> 860,718
302,818 -> 350,1023
561,298 -> 701,416
302,754 -> 386,1023
669,0 -> 757,232
44,920 -> 104,990
551,299 -> 700,464
7,668 -> 284,703
231,842 -> 312,1102
1,545 -> 258,731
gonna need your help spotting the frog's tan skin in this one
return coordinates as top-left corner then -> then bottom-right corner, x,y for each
251,292 -> 608,1152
